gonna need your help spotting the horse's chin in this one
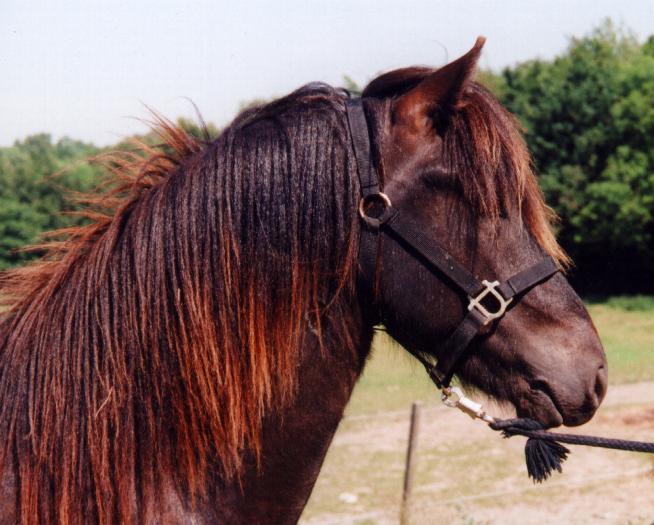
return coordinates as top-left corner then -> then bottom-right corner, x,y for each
515,387 -> 564,428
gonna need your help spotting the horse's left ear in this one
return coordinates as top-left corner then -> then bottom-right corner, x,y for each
394,36 -> 485,130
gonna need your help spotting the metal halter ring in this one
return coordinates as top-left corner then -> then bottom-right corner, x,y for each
467,279 -> 513,325
358,192 -> 393,229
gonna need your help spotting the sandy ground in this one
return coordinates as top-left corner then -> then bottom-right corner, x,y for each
301,382 -> 654,525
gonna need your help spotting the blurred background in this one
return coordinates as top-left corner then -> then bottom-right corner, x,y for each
2,1 -> 653,523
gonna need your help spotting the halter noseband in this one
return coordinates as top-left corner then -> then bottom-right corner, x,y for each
345,97 -> 560,389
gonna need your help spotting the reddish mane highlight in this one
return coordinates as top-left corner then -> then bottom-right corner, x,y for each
0,87 -> 360,524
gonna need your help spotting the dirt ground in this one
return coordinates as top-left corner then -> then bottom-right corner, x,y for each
301,382 -> 654,525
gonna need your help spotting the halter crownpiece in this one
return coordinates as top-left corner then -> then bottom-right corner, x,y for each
345,96 -> 559,389
345,95 -> 654,483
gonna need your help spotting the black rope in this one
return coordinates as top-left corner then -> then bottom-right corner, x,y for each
490,417 -> 654,482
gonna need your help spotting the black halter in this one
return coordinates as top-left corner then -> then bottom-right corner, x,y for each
345,97 -> 560,389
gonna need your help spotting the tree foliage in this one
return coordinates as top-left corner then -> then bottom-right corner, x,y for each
492,21 -> 654,292
0,134 -> 100,269
0,118 -> 219,270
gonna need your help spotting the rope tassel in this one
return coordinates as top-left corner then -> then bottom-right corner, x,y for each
491,418 -> 569,482
524,437 -> 570,482
439,387 -> 654,482
490,417 -> 654,482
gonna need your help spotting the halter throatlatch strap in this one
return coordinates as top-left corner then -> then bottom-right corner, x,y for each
345,96 -> 560,388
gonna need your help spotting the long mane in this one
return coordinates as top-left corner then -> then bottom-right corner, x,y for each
0,84 -> 360,523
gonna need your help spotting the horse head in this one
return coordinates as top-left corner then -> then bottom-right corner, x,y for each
358,38 -> 607,428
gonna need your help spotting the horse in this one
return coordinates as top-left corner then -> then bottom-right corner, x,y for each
0,38 -> 607,524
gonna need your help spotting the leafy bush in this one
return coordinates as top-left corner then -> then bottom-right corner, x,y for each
492,21 -> 654,293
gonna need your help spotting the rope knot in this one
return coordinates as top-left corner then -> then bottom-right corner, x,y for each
490,417 -> 545,433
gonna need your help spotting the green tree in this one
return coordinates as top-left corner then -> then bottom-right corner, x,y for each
0,117 -> 218,269
498,21 -> 654,292
0,134 -> 100,268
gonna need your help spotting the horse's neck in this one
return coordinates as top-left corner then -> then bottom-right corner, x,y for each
205,306 -> 373,524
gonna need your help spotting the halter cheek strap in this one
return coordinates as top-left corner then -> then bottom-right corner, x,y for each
346,97 -> 560,389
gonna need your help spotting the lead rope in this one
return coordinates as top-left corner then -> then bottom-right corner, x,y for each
439,386 -> 654,482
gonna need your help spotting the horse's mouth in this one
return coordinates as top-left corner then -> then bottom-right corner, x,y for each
516,380 -> 564,428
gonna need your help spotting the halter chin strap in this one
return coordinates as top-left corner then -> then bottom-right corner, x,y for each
346,97 -> 560,389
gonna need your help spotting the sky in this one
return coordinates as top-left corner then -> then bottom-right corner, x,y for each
1,0 -> 653,146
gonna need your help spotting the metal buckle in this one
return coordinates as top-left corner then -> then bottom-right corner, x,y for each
358,192 -> 393,229
467,280 -> 512,325
441,386 -> 495,423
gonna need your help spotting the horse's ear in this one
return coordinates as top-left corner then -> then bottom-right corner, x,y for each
394,36 -> 485,130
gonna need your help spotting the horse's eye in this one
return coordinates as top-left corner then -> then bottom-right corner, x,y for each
420,170 -> 457,194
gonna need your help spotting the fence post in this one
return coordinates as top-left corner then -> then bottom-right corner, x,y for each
400,401 -> 421,525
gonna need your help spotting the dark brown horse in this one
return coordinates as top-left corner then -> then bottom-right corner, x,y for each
0,39 -> 607,524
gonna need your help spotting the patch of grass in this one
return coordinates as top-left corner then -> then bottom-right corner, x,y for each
588,295 -> 654,312
344,334 -> 437,416
304,444 -> 404,518
587,297 -> 654,384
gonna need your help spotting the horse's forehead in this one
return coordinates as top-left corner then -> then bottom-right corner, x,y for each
382,118 -> 444,180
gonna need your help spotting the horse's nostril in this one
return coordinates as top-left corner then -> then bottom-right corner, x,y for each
593,363 -> 608,406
